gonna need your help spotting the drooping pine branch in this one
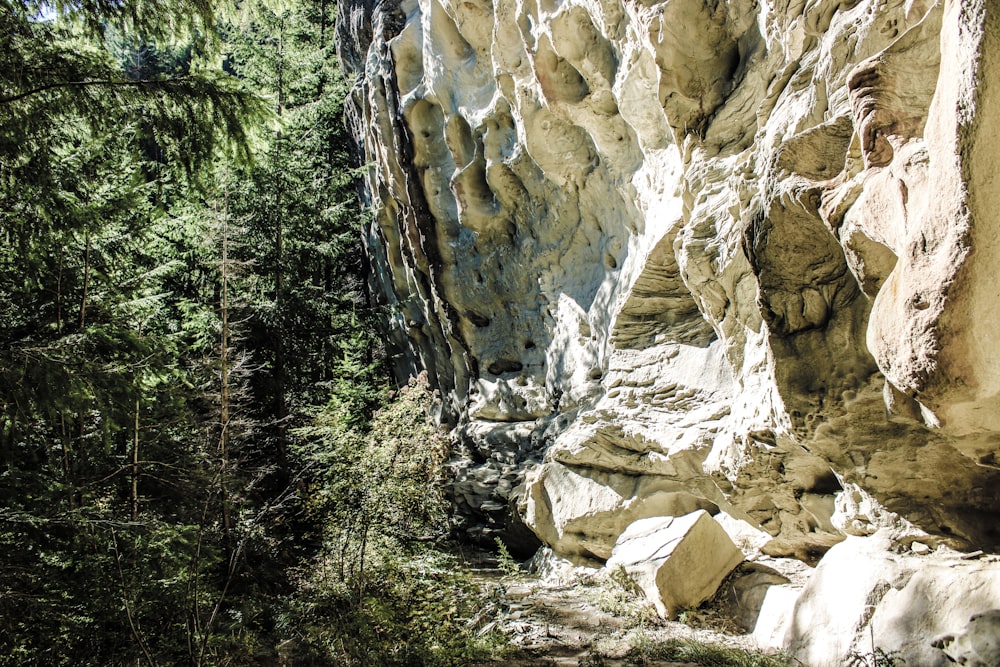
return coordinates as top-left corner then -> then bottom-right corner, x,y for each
0,75 -> 194,105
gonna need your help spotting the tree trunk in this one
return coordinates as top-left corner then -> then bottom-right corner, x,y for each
273,17 -> 288,459
131,397 -> 140,523
79,231 -> 90,330
55,245 -> 63,335
219,198 -> 233,554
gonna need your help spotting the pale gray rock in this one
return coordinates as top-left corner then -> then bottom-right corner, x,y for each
336,0 -> 1000,658
606,510 -> 744,619
337,0 -> 1000,556
753,584 -> 800,651
760,530 -> 1000,666
933,610 -> 1000,667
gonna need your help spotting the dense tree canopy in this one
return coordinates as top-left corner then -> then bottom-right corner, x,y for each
0,0 -> 510,662
0,0 -> 396,663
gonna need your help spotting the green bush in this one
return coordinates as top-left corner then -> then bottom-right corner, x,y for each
281,375 -> 500,665
619,636 -> 795,667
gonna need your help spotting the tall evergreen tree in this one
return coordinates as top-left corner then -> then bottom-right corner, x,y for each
0,0 -> 414,663
0,1 -> 273,663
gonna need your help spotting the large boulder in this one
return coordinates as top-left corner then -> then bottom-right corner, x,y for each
753,584 -> 801,649
521,461 -> 718,562
933,610 -> 1000,667
756,530 -> 1000,666
606,510 -> 743,619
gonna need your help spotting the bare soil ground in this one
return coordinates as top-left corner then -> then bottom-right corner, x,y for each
463,550 -> 806,666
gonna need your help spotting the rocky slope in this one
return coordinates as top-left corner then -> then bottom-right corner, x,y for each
336,0 -> 1000,662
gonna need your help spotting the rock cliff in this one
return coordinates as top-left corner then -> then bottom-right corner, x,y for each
336,0 -> 1000,661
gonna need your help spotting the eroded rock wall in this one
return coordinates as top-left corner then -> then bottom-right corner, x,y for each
337,0 -> 1000,571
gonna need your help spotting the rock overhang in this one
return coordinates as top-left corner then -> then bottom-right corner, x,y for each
337,0 -> 1000,658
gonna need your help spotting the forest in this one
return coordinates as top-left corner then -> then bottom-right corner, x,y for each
0,0 -> 499,664
0,1 -> 842,665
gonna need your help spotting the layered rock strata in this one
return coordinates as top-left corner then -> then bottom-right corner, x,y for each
336,0 -> 1000,660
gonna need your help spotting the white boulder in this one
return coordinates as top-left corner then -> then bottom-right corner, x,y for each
775,530 -> 1000,666
606,510 -> 743,619
933,610 -> 1000,667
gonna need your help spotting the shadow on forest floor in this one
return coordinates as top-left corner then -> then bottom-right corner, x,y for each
460,549 -> 799,667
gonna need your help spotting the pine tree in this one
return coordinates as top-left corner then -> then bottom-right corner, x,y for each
0,1 -> 270,662
1,0 -> 394,663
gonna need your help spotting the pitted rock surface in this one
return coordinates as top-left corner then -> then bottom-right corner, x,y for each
337,0 -> 1000,662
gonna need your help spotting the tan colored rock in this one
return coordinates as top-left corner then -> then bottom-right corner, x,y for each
713,511 -> 772,559
337,0 -> 1000,657
521,461 -> 719,562
606,510 -> 744,619
776,530 -> 1000,666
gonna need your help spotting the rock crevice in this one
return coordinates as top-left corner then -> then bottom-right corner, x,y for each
337,0 -> 1000,661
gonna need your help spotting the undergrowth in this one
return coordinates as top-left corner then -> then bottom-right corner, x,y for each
495,537 -> 523,578
584,565 -> 661,628
584,635 -> 796,667
282,547 -> 505,666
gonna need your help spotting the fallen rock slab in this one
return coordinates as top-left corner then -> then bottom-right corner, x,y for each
607,510 -> 744,619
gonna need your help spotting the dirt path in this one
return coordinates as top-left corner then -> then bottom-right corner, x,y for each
465,552 -> 789,666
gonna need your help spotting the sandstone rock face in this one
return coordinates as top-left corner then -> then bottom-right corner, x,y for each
338,0 -> 1000,556
933,610 -> 1000,667
758,530 -> 1000,666
606,510 -> 744,619
337,0 -> 1000,656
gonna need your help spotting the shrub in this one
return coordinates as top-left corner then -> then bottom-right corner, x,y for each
281,375 -> 499,665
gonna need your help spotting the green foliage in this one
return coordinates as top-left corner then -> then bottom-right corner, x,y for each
495,537 -> 522,577
617,636 -> 795,667
8,0 -> 217,40
0,0 -> 378,663
0,0 -> 502,663
581,565 -> 658,628
846,648 -> 906,667
286,549 -> 497,667
282,375 -> 498,666
847,642 -> 905,667
291,374 -> 451,585
0,4 -> 264,180
846,619 -> 905,667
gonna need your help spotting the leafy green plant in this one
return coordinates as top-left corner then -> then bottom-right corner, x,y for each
846,621 -> 905,667
622,636 -> 795,667
583,565 -> 658,628
678,607 -> 705,626
847,630 -> 905,667
495,537 -> 521,577
846,648 -> 906,667
281,376 -> 502,666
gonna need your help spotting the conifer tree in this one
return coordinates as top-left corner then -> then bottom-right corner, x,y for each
0,0 -> 397,663
0,1 -> 270,662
